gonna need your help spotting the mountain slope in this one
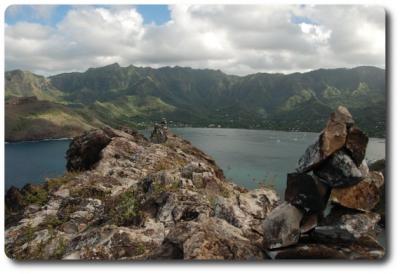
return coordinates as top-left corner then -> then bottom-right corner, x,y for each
5,96 -> 102,142
4,64 -> 386,141
5,70 -> 65,102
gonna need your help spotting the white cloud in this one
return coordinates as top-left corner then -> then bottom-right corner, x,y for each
5,5 -> 385,76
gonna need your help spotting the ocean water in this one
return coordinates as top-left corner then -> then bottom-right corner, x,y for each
5,128 -> 385,197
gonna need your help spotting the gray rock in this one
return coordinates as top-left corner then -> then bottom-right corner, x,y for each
262,202 -> 303,249
151,217 -> 265,260
311,211 -> 381,244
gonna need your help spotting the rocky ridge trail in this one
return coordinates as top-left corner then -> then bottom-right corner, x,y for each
5,123 -> 279,260
5,107 -> 385,260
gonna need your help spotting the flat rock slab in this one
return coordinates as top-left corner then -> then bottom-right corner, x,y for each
262,202 -> 303,250
285,173 -> 330,213
331,171 -> 384,212
271,241 -> 384,260
311,211 -> 381,244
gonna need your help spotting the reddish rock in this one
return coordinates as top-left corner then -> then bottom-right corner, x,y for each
346,127 -> 369,166
330,171 -> 384,211
297,106 -> 354,173
285,173 -> 330,213
320,106 -> 354,158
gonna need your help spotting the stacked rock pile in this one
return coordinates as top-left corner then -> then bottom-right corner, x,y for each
150,118 -> 169,144
262,106 -> 385,259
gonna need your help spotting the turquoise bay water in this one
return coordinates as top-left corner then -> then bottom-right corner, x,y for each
5,128 -> 385,197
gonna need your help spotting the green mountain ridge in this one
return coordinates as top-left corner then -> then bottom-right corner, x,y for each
5,64 -> 386,141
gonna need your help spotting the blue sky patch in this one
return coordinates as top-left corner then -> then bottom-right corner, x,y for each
136,5 -> 171,25
5,4 -> 171,26
291,15 -> 318,25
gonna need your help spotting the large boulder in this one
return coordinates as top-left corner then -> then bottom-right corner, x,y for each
66,129 -> 113,171
285,173 -> 330,214
262,202 -> 303,249
313,150 -> 369,187
330,171 -> 384,212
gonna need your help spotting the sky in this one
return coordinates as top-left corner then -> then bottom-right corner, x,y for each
4,4 -> 385,76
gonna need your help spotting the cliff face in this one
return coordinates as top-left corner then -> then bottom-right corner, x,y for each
5,126 -> 279,260
5,107 -> 385,260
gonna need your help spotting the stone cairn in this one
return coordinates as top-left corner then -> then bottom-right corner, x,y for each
150,118 -> 168,144
262,106 -> 385,259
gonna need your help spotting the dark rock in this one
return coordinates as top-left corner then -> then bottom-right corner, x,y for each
262,202 -> 303,249
314,150 -> 368,187
273,243 -> 348,259
272,241 -> 384,260
285,173 -> 330,213
369,159 -> 385,173
5,186 -> 25,211
300,213 -> 319,234
345,127 -> 369,166
66,129 -> 113,171
330,171 -> 384,212
297,138 -> 324,173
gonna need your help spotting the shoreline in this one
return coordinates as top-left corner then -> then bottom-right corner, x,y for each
5,127 -> 386,144
5,137 -> 72,145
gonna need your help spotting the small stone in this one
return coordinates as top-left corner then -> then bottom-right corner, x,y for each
285,173 -> 330,213
345,127 -> 369,166
330,171 -> 384,212
300,213 -> 319,234
262,202 -> 303,249
314,150 -> 368,187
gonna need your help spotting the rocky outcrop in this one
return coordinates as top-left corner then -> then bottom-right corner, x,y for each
5,124 -> 279,260
262,106 -> 385,259
5,108 -> 385,260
